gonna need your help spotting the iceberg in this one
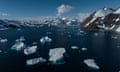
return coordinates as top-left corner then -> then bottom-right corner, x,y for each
83,59 -> 100,69
49,48 -> 66,64
26,57 -> 47,66
11,42 -> 25,51
32,42 -> 37,45
0,50 -> 2,53
24,45 -> 37,55
81,48 -> 87,51
0,38 -> 8,43
71,46 -> 79,49
40,36 -> 52,44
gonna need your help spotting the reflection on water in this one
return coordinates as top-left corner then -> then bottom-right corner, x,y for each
0,26 -> 120,72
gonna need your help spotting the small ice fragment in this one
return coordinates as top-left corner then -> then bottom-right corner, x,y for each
0,38 -> 8,43
68,35 -> 71,38
84,59 -> 100,69
11,42 -> 25,51
40,37 -> 45,44
71,46 -> 79,49
44,36 -> 52,42
32,42 -> 37,45
40,36 -> 52,44
26,57 -> 47,66
16,36 -> 25,42
24,45 -> 37,55
81,48 -> 87,51
111,36 -> 118,39
49,48 -> 66,64
94,33 -> 98,36
0,50 -> 2,53
80,30 -> 84,33
17,28 -> 21,31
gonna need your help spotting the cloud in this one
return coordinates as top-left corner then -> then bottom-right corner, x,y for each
76,13 -> 91,22
57,4 -> 74,16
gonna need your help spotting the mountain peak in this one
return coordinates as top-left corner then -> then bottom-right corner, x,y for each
94,8 -> 114,17
113,8 -> 120,14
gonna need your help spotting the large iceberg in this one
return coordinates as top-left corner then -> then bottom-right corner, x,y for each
83,59 -> 100,69
26,57 -> 47,66
24,45 -> 37,55
40,36 -> 52,44
49,48 -> 66,64
11,42 -> 25,51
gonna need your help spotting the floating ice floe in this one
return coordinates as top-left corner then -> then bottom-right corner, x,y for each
71,46 -> 79,49
26,57 -> 47,66
32,42 -> 37,45
81,48 -> 87,51
94,33 -> 99,36
24,45 -> 37,55
49,48 -> 66,64
0,38 -> 8,43
11,42 -> 25,51
40,36 -> 52,44
111,36 -> 118,39
0,50 -> 2,53
17,28 -> 21,31
83,59 -> 100,69
15,36 -> 25,42
68,35 -> 71,38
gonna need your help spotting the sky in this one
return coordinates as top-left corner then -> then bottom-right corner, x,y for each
0,0 -> 120,19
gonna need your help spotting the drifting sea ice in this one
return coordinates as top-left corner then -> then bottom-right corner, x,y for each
49,48 -> 66,64
71,46 -> 79,49
81,48 -> 87,51
11,42 -> 25,51
26,57 -> 47,66
40,36 -> 52,44
24,45 -> 37,55
83,59 -> 100,69
0,38 -> 8,43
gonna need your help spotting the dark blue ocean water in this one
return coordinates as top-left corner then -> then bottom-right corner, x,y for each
0,26 -> 120,72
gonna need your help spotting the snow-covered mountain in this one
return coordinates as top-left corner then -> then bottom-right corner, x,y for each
0,17 -> 80,30
80,7 -> 120,32
0,19 -> 24,29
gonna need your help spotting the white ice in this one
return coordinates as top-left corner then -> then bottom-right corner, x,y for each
40,36 -> 52,44
114,8 -> 120,14
24,45 -> 37,55
0,38 -> 8,43
116,26 -> 120,32
71,46 -> 79,49
26,57 -> 47,65
11,42 -> 25,51
81,48 -> 87,51
49,48 -> 66,64
84,59 -> 100,69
